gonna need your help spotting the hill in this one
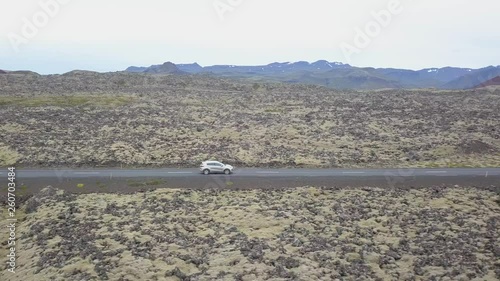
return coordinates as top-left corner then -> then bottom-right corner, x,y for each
6,70 -> 40,75
443,66 -> 500,89
125,61 -> 500,90
62,70 -> 102,76
474,76 -> 500,88
141,62 -> 185,74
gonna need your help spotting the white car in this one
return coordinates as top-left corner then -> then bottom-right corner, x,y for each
200,161 -> 234,175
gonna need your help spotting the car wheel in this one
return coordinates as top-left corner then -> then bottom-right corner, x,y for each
203,169 -> 210,175
224,169 -> 231,175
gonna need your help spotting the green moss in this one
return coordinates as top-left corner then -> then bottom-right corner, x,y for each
0,145 -> 20,166
127,179 -> 164,187
145,179 -> 164,186
96,182 -> 107,188
17,184 -> 29,195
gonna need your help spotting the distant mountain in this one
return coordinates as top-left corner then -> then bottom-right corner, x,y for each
126,62 -> 185,74
124,61 -> 500,90
125,66 -> 147,73
283,67 -> 401,89
442,66 -> 500,89
7,70 -> 40,75
143,62 -> 185,74
62,70 -> 101,76
176,63 -> 203,73
420,67 -> 476,82
474,76 -> 500,88
375,67 -> 475,88
174,60 -> 351,74
0,69 -> 6,74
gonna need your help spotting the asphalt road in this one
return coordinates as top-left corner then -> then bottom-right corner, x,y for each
8,167 -> 500,179
3,168 -> 499,195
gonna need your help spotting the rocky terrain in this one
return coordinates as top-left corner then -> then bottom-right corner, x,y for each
1,185 -> 499,280
0,72 -> 499,168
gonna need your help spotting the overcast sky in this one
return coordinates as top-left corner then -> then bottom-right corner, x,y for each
1,0 -> 499,74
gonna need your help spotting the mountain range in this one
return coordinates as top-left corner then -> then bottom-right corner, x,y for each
2,61 -> 499,90
125,60 -> 500,90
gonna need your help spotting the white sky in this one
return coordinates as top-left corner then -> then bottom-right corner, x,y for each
0,0 -> 499,74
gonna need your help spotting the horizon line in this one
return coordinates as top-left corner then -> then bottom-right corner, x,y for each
2,60 -> 500,75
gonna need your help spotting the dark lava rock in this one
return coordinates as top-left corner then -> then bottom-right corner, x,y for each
459,139 -> 497,154
414,266 -> 425,276
275,256 -> 300,269
386,250 -> 402,260
492,245 -> 500,257
268,265 -> 297,279
240,239 -> 268,261
165,267 -> 187,280
25,186 -> 62,213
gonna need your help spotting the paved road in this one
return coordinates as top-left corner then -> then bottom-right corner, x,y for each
5,168 -> 499,194
8,168 -> 500,178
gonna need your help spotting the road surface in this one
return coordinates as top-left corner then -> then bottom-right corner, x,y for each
9,167 -> 500,178
3,168 -> 499,194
